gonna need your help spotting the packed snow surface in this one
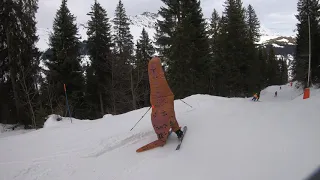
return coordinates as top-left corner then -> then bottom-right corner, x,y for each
1,83 -> 320,180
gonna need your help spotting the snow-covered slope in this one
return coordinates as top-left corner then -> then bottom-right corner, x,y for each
1,83 -> 320,180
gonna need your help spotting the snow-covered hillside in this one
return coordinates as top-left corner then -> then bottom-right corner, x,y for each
1,83 -> 320,180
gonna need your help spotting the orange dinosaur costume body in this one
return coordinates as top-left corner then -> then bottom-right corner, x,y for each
136,57 -> 181,153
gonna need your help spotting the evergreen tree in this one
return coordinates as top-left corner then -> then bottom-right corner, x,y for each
279,57 -> 289,84
257,46 -> 268,89
134,28 -> 155,108
246,4 -> 260,43
17,0 -> 42,127
156,0 -> 211,99
154,0 -> 181,61
112,0 -> 134,63
86,0 -> 113,118
45,0 -> 85,119
219,0 -> 251,97
208,9 -> 225,95
266,47 -> 279,86
0,0 -> 41,127
208,9 -> 221,57
292,0 -> 320,87
111,0 -> 134,113
245,5 -> 261,94
1,0 -> 23,125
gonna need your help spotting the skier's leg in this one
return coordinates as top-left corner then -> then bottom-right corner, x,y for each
166,105 -> 183,138
168,112 -> 180,132
165,96 -> 181,132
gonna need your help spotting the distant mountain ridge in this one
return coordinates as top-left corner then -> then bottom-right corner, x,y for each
260,36 -> 296,70
40,11 -> 296,67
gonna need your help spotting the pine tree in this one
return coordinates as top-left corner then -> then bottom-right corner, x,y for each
1,0 -> 23,125
134,28 -> 155,108
45,0 -> 85,119
257,46 -> 268,89
219,0 -> 251,97
156,0 -> 211,98
17,0 -> 42,127
111,0 -> 134,113
208,9 -> 225,96
292,0 -> 320,87
211,15 -> 230,97
246,4 -> 260,43
245,4 -> 261,94
86,0 -> 113,118
266,47 -> 279,86
0,0 -> 41,127
112,0 -> 134,63
279,57 -> 289,84
208,9 -> 221,57
154,0 -> 181,60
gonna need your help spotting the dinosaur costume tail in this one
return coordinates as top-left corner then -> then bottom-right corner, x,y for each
136,57 -> 181,153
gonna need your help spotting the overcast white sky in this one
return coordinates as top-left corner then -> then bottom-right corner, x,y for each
36,0 -> 298,49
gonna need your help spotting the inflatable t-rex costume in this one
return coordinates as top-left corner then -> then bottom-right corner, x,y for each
136,57 -> 183,153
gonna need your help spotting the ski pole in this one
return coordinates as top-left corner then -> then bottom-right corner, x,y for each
130,106 -> 151,131
180,99 -> 193,108
64,84 -> 72,123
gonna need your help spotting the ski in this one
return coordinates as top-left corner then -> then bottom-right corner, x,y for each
176,126 -> 187,150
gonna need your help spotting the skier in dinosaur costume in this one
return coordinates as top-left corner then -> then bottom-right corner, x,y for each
136,57 -> 184,153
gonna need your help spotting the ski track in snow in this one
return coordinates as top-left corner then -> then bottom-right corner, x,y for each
1,82 -> 320,180
83,130 -> 156,158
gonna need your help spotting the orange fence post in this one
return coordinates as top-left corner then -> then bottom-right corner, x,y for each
303,88 -> 310,99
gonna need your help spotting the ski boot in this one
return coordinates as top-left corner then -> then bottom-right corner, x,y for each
175,128 -> 184,139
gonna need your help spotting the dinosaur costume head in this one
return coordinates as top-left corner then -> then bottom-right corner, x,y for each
148,57 -> 174,107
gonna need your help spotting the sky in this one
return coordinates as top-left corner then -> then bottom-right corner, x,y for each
35,0 -> 298,50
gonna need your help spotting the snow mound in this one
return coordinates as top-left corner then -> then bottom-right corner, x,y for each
102,114 -> 113,119
43,114 -> 91,129
43,114 -> 64,128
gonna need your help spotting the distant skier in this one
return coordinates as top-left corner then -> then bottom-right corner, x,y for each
136,57 -> 183,153
257,91 -> 261,101
252,93 -> 258,101
275,91 -> 278,97
280,86 -> 281,90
